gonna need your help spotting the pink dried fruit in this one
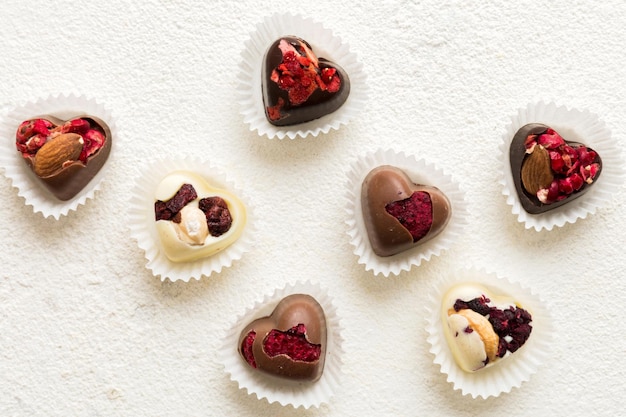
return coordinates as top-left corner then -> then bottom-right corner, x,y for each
262,324 -> 322,362
241,331 -> 257,368
385,191 -> 433,243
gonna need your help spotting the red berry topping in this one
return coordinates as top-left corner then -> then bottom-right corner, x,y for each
385,191 -> 433,242
262,324 -> 321,362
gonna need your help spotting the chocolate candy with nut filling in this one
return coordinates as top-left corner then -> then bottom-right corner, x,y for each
15,115 -> 111,200
510,123 -> 602,214
361,165 -> 451,257
238,294 -> 326,382
262,36 -> 350,126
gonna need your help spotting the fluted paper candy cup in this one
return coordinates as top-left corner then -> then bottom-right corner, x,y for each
425,267 -> 553,399
0,93 -> 116,219
221,281 -> 343,409
345,148 -> 468,277
128,156 -> 255,282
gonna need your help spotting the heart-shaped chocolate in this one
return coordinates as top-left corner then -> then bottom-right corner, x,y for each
262,36 -> 350,126
510,123 -> 602,214
441,284 -> 532,373
238,294 -> 326,382
154,171 -> 247,263
15,115 -> 111,200
361,165 -> 451,257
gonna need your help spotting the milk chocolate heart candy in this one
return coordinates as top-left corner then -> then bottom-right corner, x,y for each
154,171 -> 247,263
361,165 -> 451,257
510,123 -> 602,214
238,294 -> 326,382
15,115 -> 111,200
441,284 -> 533,373
262,36 -> 350,126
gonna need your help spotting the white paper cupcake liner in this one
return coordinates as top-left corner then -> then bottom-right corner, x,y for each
425,266 -> 553,399
220,280 -> 343,409
128,156 -> 255,282
499,101 -> 625,231
0,93 -> 117,219
345,149 -> 469,277
237,12 -> 368,139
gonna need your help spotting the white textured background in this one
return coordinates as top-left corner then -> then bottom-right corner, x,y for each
1,1 -> 625,416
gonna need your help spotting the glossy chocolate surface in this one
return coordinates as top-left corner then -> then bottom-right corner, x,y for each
510,123 -> 602,214
22,115 -> 111,201
361,165 -> 451,257
262,36 -> 350,126
238,294 -> 326,382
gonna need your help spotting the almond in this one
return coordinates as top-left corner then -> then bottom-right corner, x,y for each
33,133 -> 84,178
521,145 -> 554,195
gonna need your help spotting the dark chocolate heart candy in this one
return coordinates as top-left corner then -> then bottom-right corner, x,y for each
509,123 -> 602,214
262,36 -> 350,126
238,294 -> 326,382
15,115 -> 112,201
361,165 -> 451,257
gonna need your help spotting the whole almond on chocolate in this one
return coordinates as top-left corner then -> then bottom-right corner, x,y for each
33,133 -> 84,178
520,145 -> 553,195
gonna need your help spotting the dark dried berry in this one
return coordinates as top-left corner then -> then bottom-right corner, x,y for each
155,183 -> 198,221
198,196 -> 232,237
454,295 -> 491,316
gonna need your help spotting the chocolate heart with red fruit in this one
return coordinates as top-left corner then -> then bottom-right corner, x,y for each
262,36 -> 350,126
238,294 -> 326,382
510,123 -> 602,214
361,165 -> 451,257
441,283 -> 533,373
15,115 -> 111,200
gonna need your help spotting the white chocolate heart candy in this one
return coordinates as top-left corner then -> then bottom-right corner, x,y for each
441,283 -> 532,373
154,171 -> 247,263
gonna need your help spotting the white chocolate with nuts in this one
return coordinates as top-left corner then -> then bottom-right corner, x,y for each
441,284 -> 518,373
155,171 -> 247,263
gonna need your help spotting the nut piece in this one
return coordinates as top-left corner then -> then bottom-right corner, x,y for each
33,133 -> 84,178
453,308 -> 499,362
521,145 -> 553,195
174,205 -> 209,245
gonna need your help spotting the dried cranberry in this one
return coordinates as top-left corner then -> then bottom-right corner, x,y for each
198,196 -> 232,237
154,183 -> 198,221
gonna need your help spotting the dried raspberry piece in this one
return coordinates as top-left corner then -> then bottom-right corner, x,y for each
154,184 -> 198,221
198,196 -> 232,237
15,119 -> 54,156
385,191 -> 433,242
262,324 -> 321,362
60,118 -> 91,135
241,331 -> 257,368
